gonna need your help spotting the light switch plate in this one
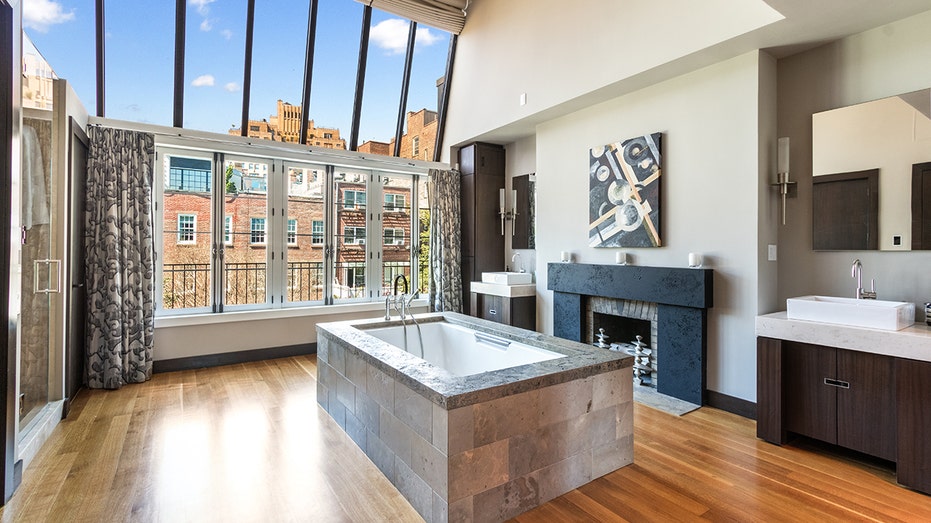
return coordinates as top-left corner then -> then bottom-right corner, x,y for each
768,244 -> 777,261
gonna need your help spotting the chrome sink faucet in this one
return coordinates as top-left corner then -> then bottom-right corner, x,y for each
851,258 -> 876,300
511,252 -> 524,273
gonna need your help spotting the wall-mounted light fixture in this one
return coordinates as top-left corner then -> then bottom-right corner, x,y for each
498,188 -> 518,235
771,137 -> 796,225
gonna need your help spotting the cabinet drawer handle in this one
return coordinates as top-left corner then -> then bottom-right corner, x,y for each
489,309 -> 497,315
824,378 -> 850,389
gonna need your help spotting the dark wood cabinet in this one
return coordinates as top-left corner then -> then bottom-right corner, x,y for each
758,337 -> 918,490
459,143 -> 505,313
896,358 -> 931,493
471,292 -> 535,331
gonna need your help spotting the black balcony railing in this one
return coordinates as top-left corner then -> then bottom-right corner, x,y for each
163,260 -> 427,309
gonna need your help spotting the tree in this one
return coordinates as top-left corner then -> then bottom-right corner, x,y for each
225,164 -> 237,193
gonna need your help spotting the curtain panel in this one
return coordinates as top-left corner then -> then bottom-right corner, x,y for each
427,168 -> 462,312
85,126 -> 156,389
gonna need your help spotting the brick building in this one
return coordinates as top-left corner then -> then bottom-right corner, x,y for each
358,109 -> 438,160
161,161 -> 415,306
230,100 -> 347,149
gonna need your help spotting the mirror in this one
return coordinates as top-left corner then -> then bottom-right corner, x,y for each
812,88 -> 931,250
512,174 -> 535,249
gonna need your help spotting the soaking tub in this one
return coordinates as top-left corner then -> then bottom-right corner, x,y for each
316,312 -> 633,522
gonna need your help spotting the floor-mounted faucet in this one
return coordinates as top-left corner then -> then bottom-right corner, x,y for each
851,259 -> 877,299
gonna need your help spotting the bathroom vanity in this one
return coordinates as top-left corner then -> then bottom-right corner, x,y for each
756,312 -> 931,494
469,281 -> 536,330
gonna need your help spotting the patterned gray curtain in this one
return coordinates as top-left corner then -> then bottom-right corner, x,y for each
85,126 -> 156,389
428,168 -> 462,312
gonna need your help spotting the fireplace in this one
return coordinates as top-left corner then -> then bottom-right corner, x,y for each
588,298 -> 657,386
548,263 -> 713,405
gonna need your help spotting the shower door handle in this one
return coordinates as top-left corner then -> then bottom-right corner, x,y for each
34,259 -> 62,294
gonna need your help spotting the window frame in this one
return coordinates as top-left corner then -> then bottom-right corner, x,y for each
311,219 -> 324,245
384,227 -> 405,246
177,214 -> 196,244
153,141 -> 431,317
287,218 -> 298,246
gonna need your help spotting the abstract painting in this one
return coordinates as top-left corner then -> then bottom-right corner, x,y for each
588,133 -> 662,248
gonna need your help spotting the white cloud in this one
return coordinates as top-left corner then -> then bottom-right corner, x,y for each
191,74 -> 215,87
224,82 -> 239,93
200,18 -> 213,32
415,27 -> 440,47
23,0 -> 76,33
221,29 -> 233,40
370,19 -> 411,55
189,0 -> 215,16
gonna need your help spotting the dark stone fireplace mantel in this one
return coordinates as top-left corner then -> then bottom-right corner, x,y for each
548,263 -> 713,405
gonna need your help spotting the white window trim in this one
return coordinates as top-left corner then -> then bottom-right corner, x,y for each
311,220 -> 324,245
177,214 -> 196,244
344,226 -> 366,245
287,218 -> 298,246
224,215 -> 233,246
251,217 -> 267,245
384,227 -> 405,246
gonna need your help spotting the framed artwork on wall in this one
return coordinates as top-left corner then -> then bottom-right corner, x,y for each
588,133 -> 662,248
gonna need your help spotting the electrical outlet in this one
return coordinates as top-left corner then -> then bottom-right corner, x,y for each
767,244 -> 777,261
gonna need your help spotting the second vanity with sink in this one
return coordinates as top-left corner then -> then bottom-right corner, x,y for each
756,308 -> 931,494
470,272 -> 536,330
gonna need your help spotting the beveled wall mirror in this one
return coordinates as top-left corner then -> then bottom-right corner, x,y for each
812,88 -> 931,250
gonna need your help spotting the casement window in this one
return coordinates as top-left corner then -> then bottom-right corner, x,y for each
155,147 -> 429,314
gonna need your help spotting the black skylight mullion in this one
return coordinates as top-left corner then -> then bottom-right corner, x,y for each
349,4 -> 372,152
95,0 -> 105,117
392,21 -> 417,158
172,0 -> 185,127
299,0 -> 320,146
240,0 -> 256,137
433,34 -> 457,163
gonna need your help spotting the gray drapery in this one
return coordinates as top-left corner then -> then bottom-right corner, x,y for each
85,126 -> 156,389
427,168 -> 462,312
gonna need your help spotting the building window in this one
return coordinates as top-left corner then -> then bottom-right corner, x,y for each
324,132 -> 333,139
344,189 -> 366,209
177,214 -> 196,244
224,215 -> 232,245
346,264 -> 365,288
312,220 -> 324,245
287,219 -> 297,246
343,226 -> 365,245
384,193 -> 406,212
384,227 -> 405,246
168,157 -> 211,192
251,217 -> 266,245
412,136 -> 420,157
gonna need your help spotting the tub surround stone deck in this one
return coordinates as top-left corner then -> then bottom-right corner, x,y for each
316,312 -> 634,522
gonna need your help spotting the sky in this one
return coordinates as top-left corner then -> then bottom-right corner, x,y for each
22,0 -> 450,143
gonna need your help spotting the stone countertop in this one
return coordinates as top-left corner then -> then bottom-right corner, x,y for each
317,311 -> 632,410
756,311 -> 931,362
469,281 -> 536,297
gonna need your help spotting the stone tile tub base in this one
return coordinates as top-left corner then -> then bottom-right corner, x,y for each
316,313 -> 634,522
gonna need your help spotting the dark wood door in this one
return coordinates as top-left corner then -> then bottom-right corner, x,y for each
836,349 -> 896,461
784,341 -> 837,444
64,120 -> 88,417
912,162 -> 931,250
812,169 -> 878,250
480,294 -> 505,324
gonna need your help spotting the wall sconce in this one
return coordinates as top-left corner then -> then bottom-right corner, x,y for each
498,188 -> 518,235
771,137 -> 796,225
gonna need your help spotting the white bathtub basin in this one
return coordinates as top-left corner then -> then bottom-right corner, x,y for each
481,271 -> 532,285
364,320 -> 563,376
786,295 -> 915,331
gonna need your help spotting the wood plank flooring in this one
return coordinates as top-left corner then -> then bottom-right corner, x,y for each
0,355 -> 928,522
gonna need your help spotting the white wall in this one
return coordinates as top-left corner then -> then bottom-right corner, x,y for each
505,135 -> 537,283
534,51 -> 768,402
777,9 -> 931,309
444,0 -> 781,148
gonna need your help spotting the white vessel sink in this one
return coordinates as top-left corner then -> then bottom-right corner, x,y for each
481,272 -> 532,285
786,295 -> 915,331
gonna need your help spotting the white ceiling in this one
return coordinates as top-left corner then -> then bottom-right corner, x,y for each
465,0 -> 931,144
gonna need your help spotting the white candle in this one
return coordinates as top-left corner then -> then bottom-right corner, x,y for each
616,252 -> 627,264
499,188 -> 505,211
511,189 -> 517,210
561,251 -> 570,262
777,137 -> 790,174
688,253 -> 701,267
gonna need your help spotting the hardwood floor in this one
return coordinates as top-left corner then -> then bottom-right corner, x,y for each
1,355 -> 929,522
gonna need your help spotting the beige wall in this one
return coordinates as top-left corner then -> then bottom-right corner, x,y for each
776,9 -> 931,309
534,51 -> 769,402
